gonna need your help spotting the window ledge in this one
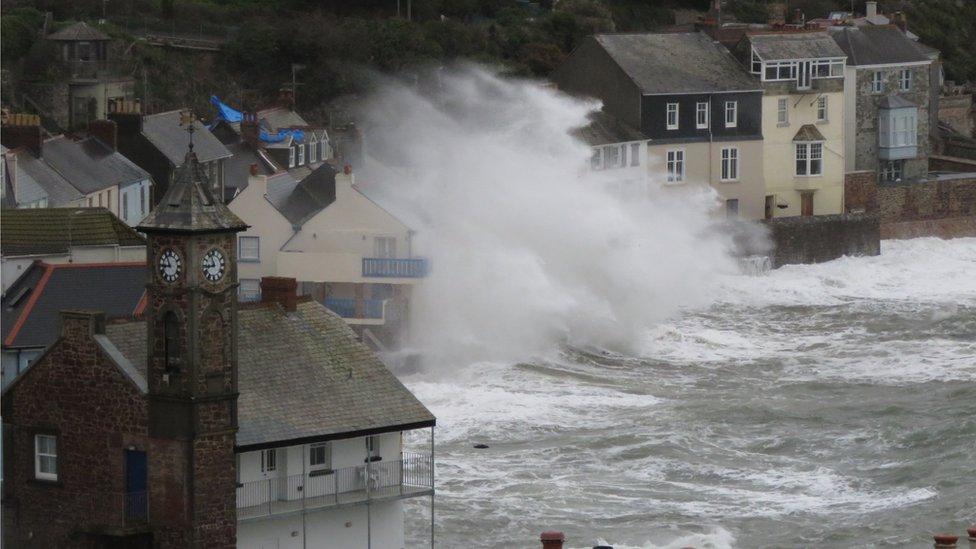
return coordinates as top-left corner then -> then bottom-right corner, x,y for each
816,120 -> 829,125
238,258 -> 261,263
777,122 -> 790,128
719,179 -> 740,183
29,478 -> 63,488
364,456 -> 383,463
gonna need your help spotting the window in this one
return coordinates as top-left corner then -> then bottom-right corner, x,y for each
880,160 -> 904,182
725,101 -> 737,128
239,279 -> 261,302
309,139 -> 318,163
900,69 -> 912,91
35,434 -> 58,481
309,443 -> 331,469
812,59 -> 844,78
320,140 -> 328,160
164,311 -> 180,372
107,189 -> 112,210
726,199 -> 739,218
374,237 -> 396,258
630,143 -> 640,167
620,144 -> 627,167
122,193 -> 129,221
777,98 -> 789,125
696,102 -> 709,129
365,436 -> 380,461
750,48 -> 761,74
297,144 -> 306,166
140,185 -> 147,215
872,71 -> 884,93
816,96 -> 828,122
239,236 -> 260,261
721,147 -> 739,181
87,197 -> 93,207
666,103 -> 679,130
880,109 -> 918,148
764,61 -> 796,81
666,149 -> 684,183
261,449 -> 277,472
97,192 -> 103,207
605,144 -> 621,168
795,142 -> 823,176
288,147 -> 296,168
590,148 -> 602,170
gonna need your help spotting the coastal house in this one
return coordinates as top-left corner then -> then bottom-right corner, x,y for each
734,31 -> 848,217
109,102 -> 232,204
574,110 -> 649,197
828,25 -> 935,183
1,149 -> 436,548
0,114 -> 153,225
228,163 -> 426,346
552,32 -> 767,219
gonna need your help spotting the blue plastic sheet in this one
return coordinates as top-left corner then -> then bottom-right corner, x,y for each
210,95 -> 305,143
259,128 -> 305,143
210,95 -> 242,123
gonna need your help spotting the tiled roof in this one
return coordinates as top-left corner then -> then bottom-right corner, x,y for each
2,262 -> 146,349
10,149 -> 83,206
592,32 -> 762,94
42,136 -> 150,194
223,142 -> 275,202
793,124 -> 827,142
879,95 -> 917,109
46,21 -> 110,41
105,299 -> 435,448
259,107 -> 309,131
749,32 -> 846,61
828,26 -> 929,66
1,207 -> 145,256
573,110 -> 646,146
142,110 -> 232,166
266,163 -> 337,226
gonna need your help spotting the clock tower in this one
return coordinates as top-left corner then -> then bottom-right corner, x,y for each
137,137 -> 248,547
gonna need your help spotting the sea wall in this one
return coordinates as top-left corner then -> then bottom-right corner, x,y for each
762,213 -> 881,268
876,175 -> 976,239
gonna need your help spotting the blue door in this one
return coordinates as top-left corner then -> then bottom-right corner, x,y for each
124,449 -> 148,521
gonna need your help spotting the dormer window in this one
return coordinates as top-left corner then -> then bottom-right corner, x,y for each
309,137 -> 318,163
750,48 -> 761,74
288,147 -> 296,168
297,143 -> 305,166
666,103 -> 679,130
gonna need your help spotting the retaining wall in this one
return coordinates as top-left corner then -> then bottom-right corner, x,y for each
762,213 -> 880,268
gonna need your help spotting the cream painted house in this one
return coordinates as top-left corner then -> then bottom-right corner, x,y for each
737,32 -> 847,217
229,164 -> 426,345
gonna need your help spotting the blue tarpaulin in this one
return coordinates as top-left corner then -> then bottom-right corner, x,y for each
210,95 -> 305,143
210,95 -> 242,123
259,128 -> 305,143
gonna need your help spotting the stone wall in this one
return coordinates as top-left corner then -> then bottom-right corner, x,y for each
762,213 -> 881,267
938,93 -> 973,138
881,216 -> 976,239
844,170 -> 877,213
876,177 -> 976,223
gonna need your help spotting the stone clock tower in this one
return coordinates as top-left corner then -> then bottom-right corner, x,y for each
137,143 -> 248,548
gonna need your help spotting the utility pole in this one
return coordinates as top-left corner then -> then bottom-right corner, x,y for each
291,64 -> 305,111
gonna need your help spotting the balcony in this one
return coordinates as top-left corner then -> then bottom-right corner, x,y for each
324,298 -> 385,320
362,258 -> 428,278
236,453 -> 433,521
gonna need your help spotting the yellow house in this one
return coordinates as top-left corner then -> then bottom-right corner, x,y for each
737,32 -> 848,218
228,163 -> 426,345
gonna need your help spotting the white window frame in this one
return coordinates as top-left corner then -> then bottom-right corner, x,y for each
872,71 -> 884,93
603,144 -> 623,169
725,101 -> 737,128
140,185 -> 147,215
666,149 -> 684,184
721,147 -> 739,181
880,160 -> 903,182
238,236 -> 260,262
630,143 -> 640,167
666,103 -> 679,130
366,436 -> 381,460
816,96 -> 828,122
899,69 -> 912,91
35,434 -> 58,481
795,141 -> 824,177
239,278 -> 261,302
763,60 -> 797,82
309,442 -> 331,469
288,147 -> 296,168
261,449 -> 277,472
309,137 -> 318,163
297,143 -> 306,166
750,48 -> 762,74
777,98 -> 789,125
374,236 -> 397,259
696,102 -> 709,129
590,148 -> 602,170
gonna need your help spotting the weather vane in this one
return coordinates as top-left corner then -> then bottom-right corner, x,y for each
179,109 -> 196,151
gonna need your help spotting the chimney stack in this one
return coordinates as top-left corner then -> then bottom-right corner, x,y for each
865,1 -> 878,19
1,114 -> 43,157
260,276 -> 298,312
241,112 -> 260,148
891,11 -> 907,33
107,99 -> 143,138
89,119 -> 118,151
540,532 -> 565,549
278,88 -> 296,110
59,310 -> 107,343
767,2 -> 787,26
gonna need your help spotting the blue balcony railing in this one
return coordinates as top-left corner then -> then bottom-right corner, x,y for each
324,298 -> 384,319
362,258 -> 428,278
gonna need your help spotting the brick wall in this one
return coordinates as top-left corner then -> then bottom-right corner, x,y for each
844,170 -> 877,213
876,177 -> 976,223
763,213 -> 881,267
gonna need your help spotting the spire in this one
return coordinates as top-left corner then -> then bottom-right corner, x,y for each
138,115 -> 247,233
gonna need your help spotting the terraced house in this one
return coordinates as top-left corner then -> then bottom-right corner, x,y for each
734,31 -> 848,218
1,149 -> 435,549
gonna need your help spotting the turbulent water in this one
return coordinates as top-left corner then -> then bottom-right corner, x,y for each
401,238 -> 976,548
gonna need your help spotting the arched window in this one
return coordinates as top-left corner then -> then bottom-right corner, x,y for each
164,311 -> 180,371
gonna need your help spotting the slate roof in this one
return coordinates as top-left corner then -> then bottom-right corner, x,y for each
142,110 -> 232,166
828,26 -> 930,66
42,136 -> 150,194
222,142 -> 274,203
749,32 -> 846,61
138,151 -> 248,233
104,299 -> 435,449
266,163 -> 337,226
1,207 -> 145,256
573,110 -> 647,146
259,107 -> 309,131
793,124 -> 826,142
879,95 -> 917,109
2,262 -> 146,349
593,32 -> 761,94
46,21 -> 110,41
9,149 -> 83,206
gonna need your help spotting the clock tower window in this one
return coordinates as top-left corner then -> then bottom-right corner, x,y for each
163,311 -> 181,372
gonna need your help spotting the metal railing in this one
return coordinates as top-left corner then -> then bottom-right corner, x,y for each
362,258 -> 428,278
236,453 -> 432,520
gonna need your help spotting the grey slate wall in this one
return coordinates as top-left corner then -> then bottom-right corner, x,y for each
550,38 -> 642,130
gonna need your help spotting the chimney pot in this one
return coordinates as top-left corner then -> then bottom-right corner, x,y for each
967,526 -> 976,541
866,1 -> 878,18
249,163 -> 259,176
933,534 -> 958,548
541,531 -> 565,549
1,114 -> 44,157
343,164 -> 352,175
260,276 -> 298,312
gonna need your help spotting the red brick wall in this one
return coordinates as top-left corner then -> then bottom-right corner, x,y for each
845,170 -> 877,213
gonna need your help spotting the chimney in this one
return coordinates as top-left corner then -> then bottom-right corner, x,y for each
249,163 -> 259,176
106,99 -> 143,139
865,1 -> 878,19
891,11 -> 907,33
278,87 -> 295,110
89,119 -> 118,151
260,276 -> 298,312
540,532 -> 565,549
1,114 -> 43,157
767,2 -> 787,26
241,112 -> 259,147
59,309 -> 107,343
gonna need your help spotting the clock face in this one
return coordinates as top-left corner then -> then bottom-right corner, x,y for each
202,248 -> 227,283
158,248 -> 182,283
